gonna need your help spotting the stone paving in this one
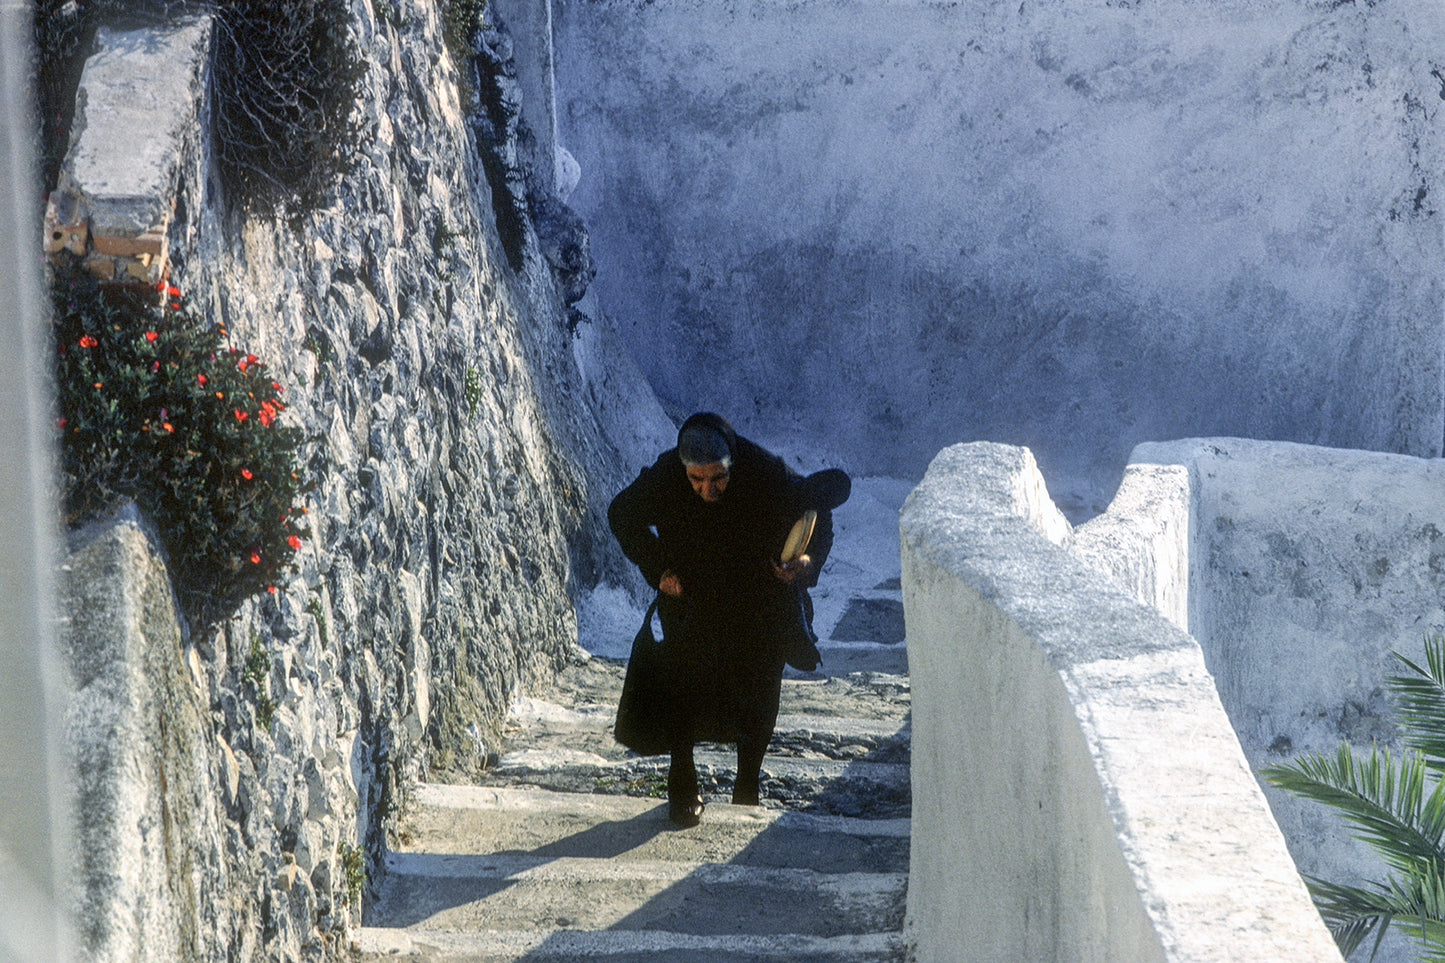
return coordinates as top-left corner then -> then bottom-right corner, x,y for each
354,583 -> 911,962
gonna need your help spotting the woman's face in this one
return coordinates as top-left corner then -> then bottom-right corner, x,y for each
685,462 -> 730,503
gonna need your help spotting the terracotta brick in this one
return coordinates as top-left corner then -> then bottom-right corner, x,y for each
84,256 -> 117,281
93,229 -> 167,259
43,199 -> 87,256
123,255 -> 162,284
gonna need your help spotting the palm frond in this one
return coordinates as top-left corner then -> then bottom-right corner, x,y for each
1392,634 -> 1445,774
1302,875 -> 1395,960
1265,634 -> 1445,960
1383,864 -> 1445,961
1305,861 -> 1445,961
1261,743 -> 1445,876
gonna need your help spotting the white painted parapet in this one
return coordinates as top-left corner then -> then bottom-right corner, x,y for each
900,442 -> 1339,962
1072,462 -> 1190,630
1132,439 -> 1445,949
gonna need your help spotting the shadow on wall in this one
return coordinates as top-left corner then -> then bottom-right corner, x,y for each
553,0 -> 1443,507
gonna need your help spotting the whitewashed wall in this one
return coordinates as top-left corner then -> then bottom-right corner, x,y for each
900,442 -> 1340,962
554,0 -> 1443,512
1134,437 -> 1445,961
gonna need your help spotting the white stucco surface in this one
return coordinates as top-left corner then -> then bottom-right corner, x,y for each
1133,438 -> 1445,959
554,0 -> 1443,509
900,442 -> 1340,961
1073,462 -> 1190,629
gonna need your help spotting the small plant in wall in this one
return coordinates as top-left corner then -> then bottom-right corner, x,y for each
242,631 -> 277,731
338,841 -> 365,907
1262,633 -> 1445,961
52,260 -> 311,630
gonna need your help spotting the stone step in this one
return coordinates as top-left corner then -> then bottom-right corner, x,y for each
392,784 -> 911,875
355,927 -> 906,962
367,852 -> 906,935
489,712 -> 910,774
496,748 -> 909,784
505,701 -> 910,746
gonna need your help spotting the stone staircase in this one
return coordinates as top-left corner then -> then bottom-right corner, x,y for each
354,583 -> 911,963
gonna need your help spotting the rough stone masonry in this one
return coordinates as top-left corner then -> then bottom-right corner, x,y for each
51,5 -> 670,960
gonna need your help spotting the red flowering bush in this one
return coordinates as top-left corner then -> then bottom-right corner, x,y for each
52,262 -> 310,628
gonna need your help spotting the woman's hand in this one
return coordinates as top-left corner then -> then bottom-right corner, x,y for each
771,555 -> 813,584
658,569 -> 683,597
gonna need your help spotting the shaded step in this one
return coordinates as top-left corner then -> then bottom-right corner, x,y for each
393,785 -> 910,875
368,852 -> 905,935
495,749 -> 908,786
356,927 -> 906,962
491,712 -> 910,766
800,643 -> 908,676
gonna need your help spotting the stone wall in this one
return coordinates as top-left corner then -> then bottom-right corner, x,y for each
553,0 -> 1444,512
52,3 -> 670,960
900,442 -> 1340,961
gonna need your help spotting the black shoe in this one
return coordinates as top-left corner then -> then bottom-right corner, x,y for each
669,794 -> 704,828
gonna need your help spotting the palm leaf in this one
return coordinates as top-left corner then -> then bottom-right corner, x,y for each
1392,634 -> 1445,774
1261,744 -> 1445,876
1307,867 -> 1445,962
1264,634 -> 1445,960
1302,875 -> 1395,960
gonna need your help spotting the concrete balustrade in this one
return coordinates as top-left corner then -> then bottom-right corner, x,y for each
900,442 -> 1341,962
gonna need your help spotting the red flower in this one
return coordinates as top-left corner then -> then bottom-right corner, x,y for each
272,381 -> 284,393
249,549 -> 261,565
144,331 -> 158,342
287,535 -> 301,550
78,334 -> 97,348
161,422 -> 174,433
258,401 -> 277,427
266,585 -> 276,594
197,374 -> 207,386
233,409 -> 248,421
238,353 -> 258,373
241,467 -> 253,480
56,417 -> 66,430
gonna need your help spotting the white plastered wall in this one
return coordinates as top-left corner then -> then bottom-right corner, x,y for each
901,442 -> 1340,962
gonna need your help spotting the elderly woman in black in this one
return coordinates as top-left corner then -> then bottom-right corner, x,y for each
608,412 -> 849,826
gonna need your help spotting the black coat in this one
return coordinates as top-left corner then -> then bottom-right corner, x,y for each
608,414 -> 841,745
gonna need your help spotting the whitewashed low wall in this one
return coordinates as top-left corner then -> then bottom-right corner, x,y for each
1132,438 -> 1445,961
900,442 -> 1339,962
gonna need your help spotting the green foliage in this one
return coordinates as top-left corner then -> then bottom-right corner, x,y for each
1262,633 -> 1445,961
443,0 -> 488,68
371,0 -> 402,29
243,631 -> 276,731
464,365 -> 483,418
593,771 -> 667,799
338,841 -> 365,906
307,591 -> 330,651
52,262 -> 311,629
211,0 -> 366,217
